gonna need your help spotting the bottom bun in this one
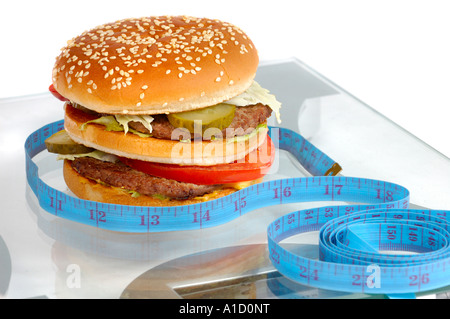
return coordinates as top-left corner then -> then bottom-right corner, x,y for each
63,160 -> 237,206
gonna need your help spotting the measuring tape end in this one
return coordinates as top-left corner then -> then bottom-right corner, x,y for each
325,163 -> 343,176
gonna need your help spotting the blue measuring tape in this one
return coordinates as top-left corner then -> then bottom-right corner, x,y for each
25,120 -> 450,295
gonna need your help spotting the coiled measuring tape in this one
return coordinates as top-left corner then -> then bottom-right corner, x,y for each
25,120 -> 450,295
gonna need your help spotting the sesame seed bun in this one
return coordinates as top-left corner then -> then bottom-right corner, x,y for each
52,15 -> 259,115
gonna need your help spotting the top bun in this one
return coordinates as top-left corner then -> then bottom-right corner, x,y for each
52,16 -> 259,115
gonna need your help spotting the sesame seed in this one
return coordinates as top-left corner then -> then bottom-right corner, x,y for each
140,93 -> 145,99
54,16 -> 255,101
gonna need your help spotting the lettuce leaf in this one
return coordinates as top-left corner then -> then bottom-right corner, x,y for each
56,150 -> 119,163
224,81 -> 282,123
115,114 -> 154,134
226,123 -> 268,144
80,115 -> 123,132
80,115 -> 153,137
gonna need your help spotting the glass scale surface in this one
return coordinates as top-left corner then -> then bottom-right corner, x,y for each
1,58 -> 449,299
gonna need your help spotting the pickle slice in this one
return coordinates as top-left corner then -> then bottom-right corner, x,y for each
45,129 -> 94,154
167,103 -> 236,134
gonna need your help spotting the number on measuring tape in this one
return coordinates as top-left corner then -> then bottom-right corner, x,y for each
25,120 -> 450,295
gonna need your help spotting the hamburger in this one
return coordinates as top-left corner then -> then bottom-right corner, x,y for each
46,15 -> 281,206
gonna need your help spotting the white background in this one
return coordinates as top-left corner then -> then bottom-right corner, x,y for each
1,0 -> 449,158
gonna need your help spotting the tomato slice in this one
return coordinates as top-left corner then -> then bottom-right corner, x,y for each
49,84 -> 68,101
120,135 -> 275,185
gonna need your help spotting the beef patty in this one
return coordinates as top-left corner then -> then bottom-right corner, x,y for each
70,157 -> 221,200
129,104 -> 272,140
